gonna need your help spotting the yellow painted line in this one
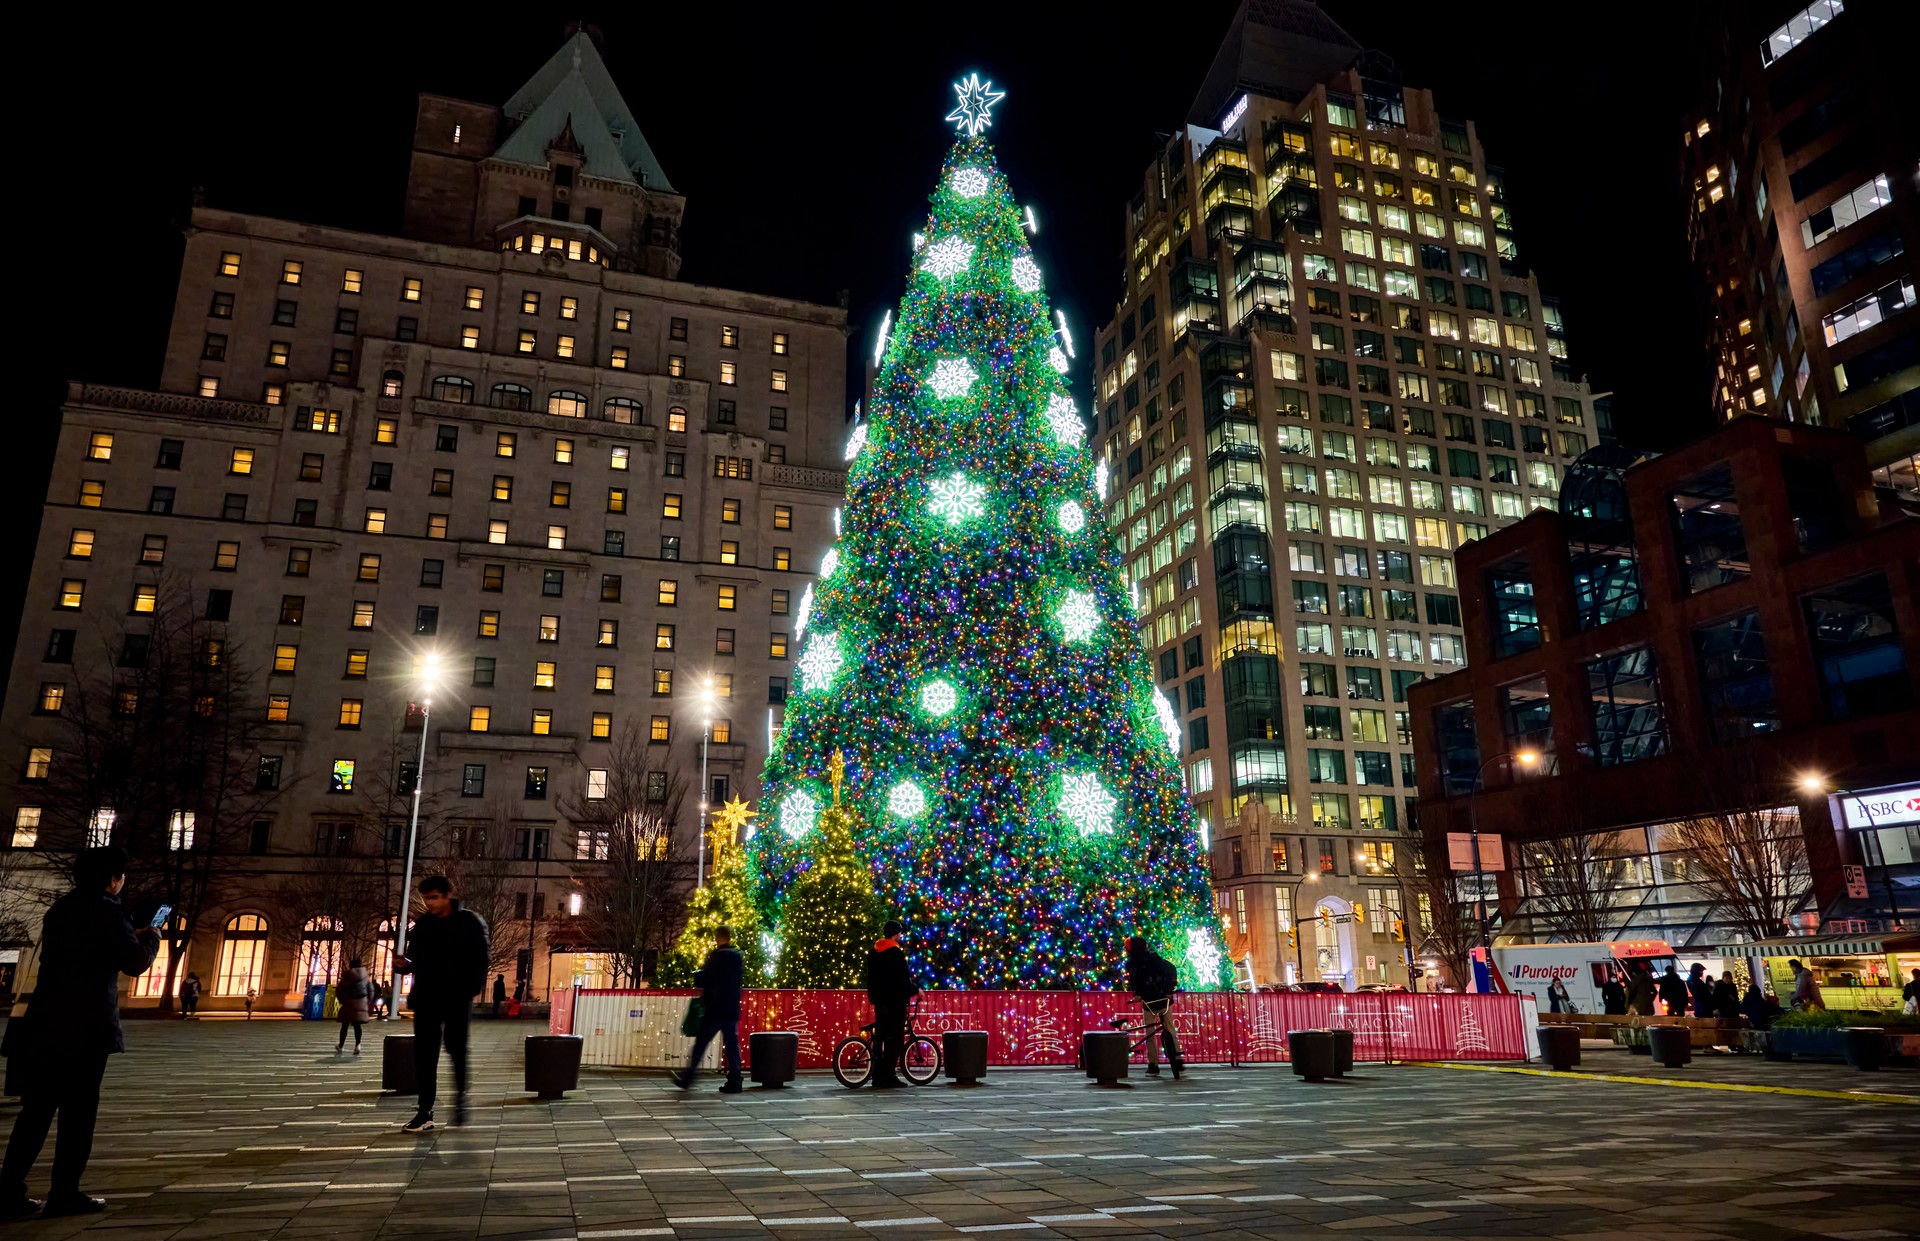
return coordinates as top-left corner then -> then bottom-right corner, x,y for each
1407,1060 -> 1919,1106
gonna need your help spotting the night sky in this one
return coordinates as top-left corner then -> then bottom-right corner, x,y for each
11,1 -> 1715,660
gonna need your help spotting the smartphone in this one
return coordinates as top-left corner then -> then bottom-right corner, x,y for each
149,904 -> 172,929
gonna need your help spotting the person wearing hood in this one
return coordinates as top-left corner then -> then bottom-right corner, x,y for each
1625,963 -> 1656,1015
393,875 -> 490,1133
1124,936 -> 1184,1078
0,846 -> 160,1220
1600,969 -> 1628,1015
1713,971 -> 1741,1020
863,920 -> 920,1089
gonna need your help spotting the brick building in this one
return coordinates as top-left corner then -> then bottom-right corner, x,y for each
1,32 -> 847,1010
1409,416 -> 1918,963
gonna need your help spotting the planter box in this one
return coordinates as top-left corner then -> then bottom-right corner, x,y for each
1768,1027 -> 1847,1062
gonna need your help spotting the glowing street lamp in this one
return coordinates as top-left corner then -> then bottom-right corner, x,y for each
390,651 -> 440,1016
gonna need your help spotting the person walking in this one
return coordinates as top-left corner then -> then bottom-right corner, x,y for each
864,920 -> 920,1089
1547,977 -> 1572,1014
393,875 -> 490,1133
180,972 -> 200,1019
1657,964 -> 1690,1016
1686,963 -> 1716,1021
675,925 -> 744,1094
492,974 -> 508,1018
1788,958 -> 1824,1011
0,846 -> 160,1219
1625,963 -> 1656,1016
1601,969 -> 1627,1015
1714,971 -> 1741,1020
335,958 -> 372,1054
1124,936 -> 1184,1078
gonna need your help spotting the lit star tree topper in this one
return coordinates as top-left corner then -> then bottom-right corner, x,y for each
945,73 -> 1005,137
747,78 -> 1225,991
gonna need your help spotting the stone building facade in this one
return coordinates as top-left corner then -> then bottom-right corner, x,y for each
1,32 -> 846,1010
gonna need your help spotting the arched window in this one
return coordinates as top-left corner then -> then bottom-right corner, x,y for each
603,397 -> 643,425
546,389 -> 587,418
217,913 -> 269,996
430,375 -> 475,404
381,370 -> 404,399
131,914 -> 187,997
297,915 -> 345,986
490,382 -> 532,411
667,406 -> 689,432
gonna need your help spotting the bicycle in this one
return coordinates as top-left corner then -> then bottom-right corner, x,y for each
832,997 -> 942,1087
1106,994 -> 1184,1078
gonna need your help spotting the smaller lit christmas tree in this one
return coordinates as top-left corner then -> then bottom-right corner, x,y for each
660,798 -> 765,984
775,751 -> 883,988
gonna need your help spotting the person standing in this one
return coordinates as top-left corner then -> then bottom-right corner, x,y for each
1657,964 -> 1690,1016
1625,963 -> 1656,1016
180,972 -> 200,1019
1714,971 -> 1741,1020
1601,969 -> 1628,1015
0,846 -> 160,1219
393,875 -> 490,1133
1742,983 -> 1783,1029
1687,964 -> 1716,1021
675,925 -> 744,1094
492,973 -> 508,1018
1788,958 -> 1824,1011
863,920 -> 920,1089
1902,967 -> 1920,1015
335,958 -> 372,1054
1547,977 -> 1572,1014
1124,936 -> 1184,1078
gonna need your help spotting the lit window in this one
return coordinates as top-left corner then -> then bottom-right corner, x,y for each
597,665 -> 617,692
12,806 -> 41,848
651,715 -> 671,742
547,524 -> 566,550
281,258 -> 303,285
364,508 -> 387,533
668,408 -> 688,433
214,541 -> 240,570
345,649 -> 368,678
719,360 -> 738,386
469,705 -> 491,732
87,432 -> 113,460
656,623 -> 676,650
24,747 -> 53,780
351,601 -> 375,628
557,334 -> 576,359
338,698 -> 363,728
218,251 -> 241,277
489,520 -> 508,544
229,447 -> 254,475
57,579 -> 84,609
554,438 -> 574,464
722,498 -> 742,523
662,494 -> 683,519
461,325 -> 479,349
531,709 -> 552,735
539,615 -> 559,641
67,529 -> 95,558
592,713 -> 612,739
199,377 -> 220,397
774,505 -> 793,530
274,644 -> 298,673
496,432 -> 516,458
535,660 -> 556,689
37,683 -> 65,714
131,584 -> 157,614
610,346 -> 629,369
720,539 -> 739,565
772,332 -> 789,355
718,585 -> 738,610
492,475 -> 513,501
402,277 -> 422,302
478,610 -> 500,638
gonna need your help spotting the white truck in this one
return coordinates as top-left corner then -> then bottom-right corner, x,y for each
1492,940 -> 1677,1013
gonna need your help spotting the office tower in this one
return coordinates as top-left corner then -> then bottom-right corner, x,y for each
1092,0 -> 1604,987
1682,0 -> 1917,493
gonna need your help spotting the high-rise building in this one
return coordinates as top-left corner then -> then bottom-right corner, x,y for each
0,32 -> 846,1010
1092,0 -> 1606,988
1681,0 -> 1917,494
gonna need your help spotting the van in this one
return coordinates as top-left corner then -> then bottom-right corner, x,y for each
1493,940 -> 1676,1013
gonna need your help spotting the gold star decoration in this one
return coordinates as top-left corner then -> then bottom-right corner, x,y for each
709,796 -> 756,861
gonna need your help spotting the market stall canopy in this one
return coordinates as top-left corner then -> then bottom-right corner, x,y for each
1726,933 -> 1920,958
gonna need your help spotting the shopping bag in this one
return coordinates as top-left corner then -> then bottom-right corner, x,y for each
681,996 -> 705,1037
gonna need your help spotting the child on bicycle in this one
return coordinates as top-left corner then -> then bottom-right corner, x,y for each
1125,935 -> 1184,1079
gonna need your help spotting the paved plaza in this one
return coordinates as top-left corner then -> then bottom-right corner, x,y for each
1,1017 -> 1915,1240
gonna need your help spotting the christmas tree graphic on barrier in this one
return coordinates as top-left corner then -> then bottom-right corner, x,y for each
747,76 -> 1225,992
1453,1000 -> 1490,1056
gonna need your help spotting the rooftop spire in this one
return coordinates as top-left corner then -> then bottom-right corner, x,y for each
496,31 -> 675,192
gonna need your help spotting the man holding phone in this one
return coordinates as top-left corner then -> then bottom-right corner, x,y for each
0,847 -> 160,1219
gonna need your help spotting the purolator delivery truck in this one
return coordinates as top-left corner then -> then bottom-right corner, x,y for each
1493,940 -> 1677,1013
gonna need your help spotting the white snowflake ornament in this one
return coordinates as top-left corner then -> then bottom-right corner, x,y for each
927,472 -> 987,526
921,679 -> 958,718
844,423 -> 867,462
1059,772 -> 1117,837
1048,347 -> 1070,374
1056,590 -> 1100,643
927,359 -> 977,400
1057,501 -> 1085,533
921,237 -> 975,280
1045,393 -> 1085,446
795,632 -> 844,693
1185,928 -> 1223,981
779,791 -> 818,840
951,167 -> 989,198
1010,255 -> 1042,293
888,780 -> 929,820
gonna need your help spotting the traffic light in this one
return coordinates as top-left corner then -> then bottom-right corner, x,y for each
1352,901 -> 1365,922
1287,927 -> 1297,950
1391,918 -> 1405,943
1320,909 -> 1333,930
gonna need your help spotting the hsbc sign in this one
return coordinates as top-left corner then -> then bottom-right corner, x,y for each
1839,785 -> 1920,830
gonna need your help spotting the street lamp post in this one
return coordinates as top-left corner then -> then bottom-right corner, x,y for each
390,654 -> 439,1018
1802,774 -> 1903,928
1467,749 -> 1538,976
696,680 -> 715,888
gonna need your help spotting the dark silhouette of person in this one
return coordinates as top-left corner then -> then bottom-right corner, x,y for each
864,920 -> 920,1088
393,875 -> 490,1132
676,925 -> 744,1093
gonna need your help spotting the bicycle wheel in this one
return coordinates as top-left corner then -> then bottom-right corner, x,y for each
832,1037 -> 873,1089
900,1036 -> 942,1085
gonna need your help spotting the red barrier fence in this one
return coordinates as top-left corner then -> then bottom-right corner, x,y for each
560,988 -> 1534,1068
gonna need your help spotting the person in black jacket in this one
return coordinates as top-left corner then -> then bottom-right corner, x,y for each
0,846 -> 159,1219
1124,936 -> 1184,1079
864,920 -> 919,1088
676,925 -> 744,1093
393,875 -> 490,1133
1686,963 -> 1716,1023
1657,964 -> 1690,1016
1600,969 -> 1628,1015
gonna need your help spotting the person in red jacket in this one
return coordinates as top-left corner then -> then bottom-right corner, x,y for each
863,921 -> 920,1089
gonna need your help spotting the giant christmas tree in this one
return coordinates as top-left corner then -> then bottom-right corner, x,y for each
748,77 -> 1226,992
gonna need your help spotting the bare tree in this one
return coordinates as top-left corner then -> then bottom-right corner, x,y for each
1517,829 -> 1640,943
1665,807 -> 1811,941
439,794 -> 530,983
560,728 -> 689,987
1406,857 -> 1477,992
43,574 -> 276,1012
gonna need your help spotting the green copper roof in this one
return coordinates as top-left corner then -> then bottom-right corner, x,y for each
496,32 -> 674,193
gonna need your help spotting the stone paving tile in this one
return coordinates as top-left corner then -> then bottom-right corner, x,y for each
1,1019 -> 1916,1239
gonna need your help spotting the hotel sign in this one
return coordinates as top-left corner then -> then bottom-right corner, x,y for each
1839,785 -> 1920,830
1220,93 -> 1250,132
